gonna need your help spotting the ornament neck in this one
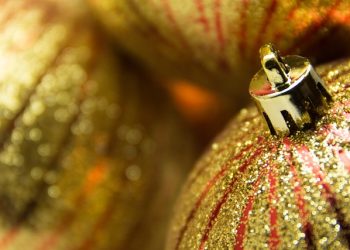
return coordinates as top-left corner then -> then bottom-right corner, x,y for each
249,43 -> 332,136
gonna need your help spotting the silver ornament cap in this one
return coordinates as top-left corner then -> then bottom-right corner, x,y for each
249,43 -> 332,136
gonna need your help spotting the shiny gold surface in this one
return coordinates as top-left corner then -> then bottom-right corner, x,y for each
259,44 -> 291,87
250,46 -> 331,136
0,1 -> 195,250
168,58 -> 350,249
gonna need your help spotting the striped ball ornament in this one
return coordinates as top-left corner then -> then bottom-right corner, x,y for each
89,0 -> 350,101
167,59 -> 350,249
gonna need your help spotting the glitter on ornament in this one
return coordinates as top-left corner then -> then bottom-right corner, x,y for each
168,51 -> 350,250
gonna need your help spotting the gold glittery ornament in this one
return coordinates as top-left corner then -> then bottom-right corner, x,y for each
0,1 -> 195,249
89,0 -> 350,102
167,57 -> 350,249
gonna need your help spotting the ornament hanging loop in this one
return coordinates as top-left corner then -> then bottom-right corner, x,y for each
250,43 -> 332,137
260,43 -> 291,90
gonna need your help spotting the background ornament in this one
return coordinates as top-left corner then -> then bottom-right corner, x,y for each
89,0 -> 350,108
0,1 -> 196,249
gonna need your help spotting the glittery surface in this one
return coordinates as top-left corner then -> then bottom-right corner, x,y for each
0,1 -> 195,249
89,0 -> 350,102
167,59 -> 350,250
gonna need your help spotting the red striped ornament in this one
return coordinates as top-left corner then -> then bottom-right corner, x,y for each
167,59 -> 350,249
89,0 -> 350,102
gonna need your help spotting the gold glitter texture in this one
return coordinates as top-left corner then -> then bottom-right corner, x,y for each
0,1 -> 195,249
167,59 -> 350,249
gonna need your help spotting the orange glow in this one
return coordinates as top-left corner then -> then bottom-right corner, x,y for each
331,10 -> 350,24
166,80 -> 221,123
82,159 -> 108,194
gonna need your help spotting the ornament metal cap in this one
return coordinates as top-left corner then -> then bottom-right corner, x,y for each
249,43 -> 332,136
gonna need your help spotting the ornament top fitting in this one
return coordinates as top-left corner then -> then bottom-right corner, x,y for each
249,43 -> 332,137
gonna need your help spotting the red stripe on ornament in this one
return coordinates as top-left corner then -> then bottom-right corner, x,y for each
290,165 -> 309,222
233,171 -> 264,250
214,0 -> 229,70
251,0 -> 278,58
284,139 -> 315,248
268,165 -> 279,250
194,0 -> 209,32
214,0 -> 224,47
174,141 -> 257,250
198,147 -> 264,250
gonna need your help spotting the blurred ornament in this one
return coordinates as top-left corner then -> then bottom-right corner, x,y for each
89,0 -> 350,106
0,1 -> 196,250
167,51 -> 350,249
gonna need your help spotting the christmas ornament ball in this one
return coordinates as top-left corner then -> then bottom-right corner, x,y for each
0,1 -> 196,250
167,58 -> 350,249
89,0 -> 350,100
